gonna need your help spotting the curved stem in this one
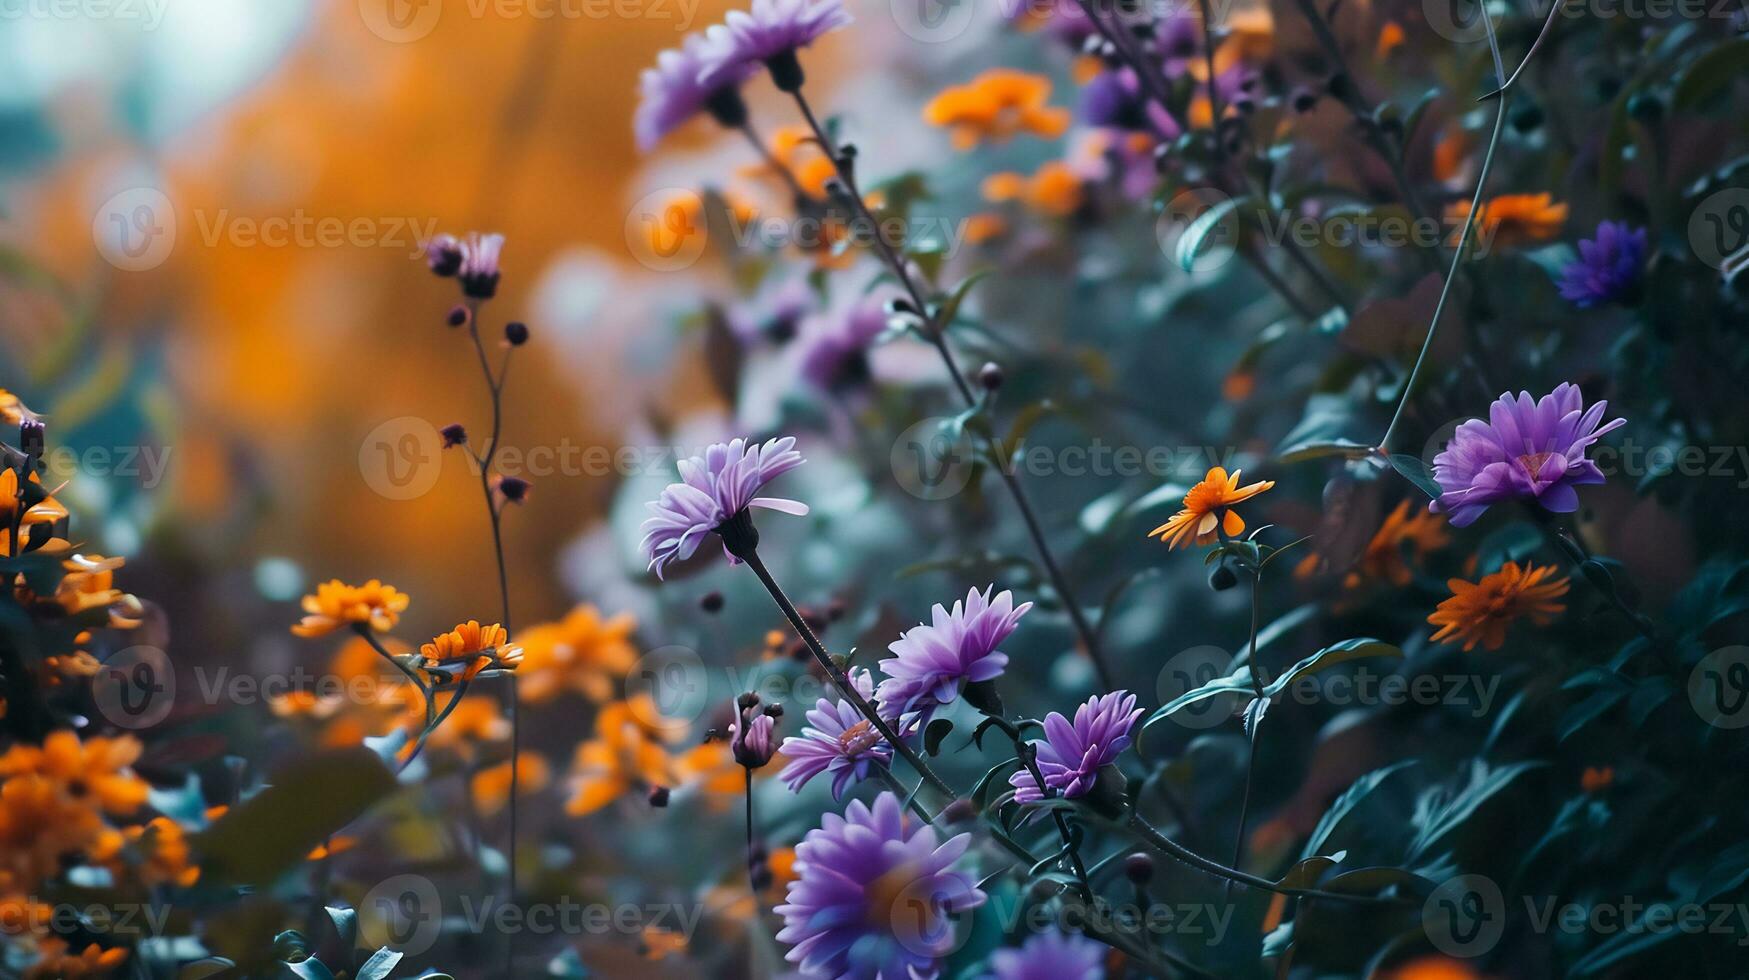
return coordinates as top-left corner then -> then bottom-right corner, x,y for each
356,625 -> 432,730
1126,812 -> 1406,905
788,89 -> 1118,693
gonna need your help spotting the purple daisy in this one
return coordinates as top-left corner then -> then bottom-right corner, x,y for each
639,436 -> 810,578
1555,220 -> 1647,309
876,586 -> 1032,724
988,930 -> 1105,980
797,294 -> 889,392
458,231 -> 505,299
1009,691 -> 1142,805
775,792 -> 986,979
1430,384 -> 1626,527
778,668 -> 893,798
697,0 -> 852,92
634,33 -> 757,152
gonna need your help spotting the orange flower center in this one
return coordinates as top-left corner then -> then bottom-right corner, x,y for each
837,720 -> 879,755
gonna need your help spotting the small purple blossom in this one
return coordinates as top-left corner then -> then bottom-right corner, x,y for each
1009,691 -> 1141,805
731,693 -> 781,768
458,232 -> 505,299
1430,384 -> 1626,527
634,33 -> 756,152
1556,220 -> 1646,308
640,436 -> 810,578
778,668 -> 892,798
876,586 -> 1032,724
698,0 -> 852,91
798,294 -> 888,391
774,792 -> 985,979
425,233 -> 462,277
988,930 -> 1106,980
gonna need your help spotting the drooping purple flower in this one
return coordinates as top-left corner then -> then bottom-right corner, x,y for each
1430,384 -> 1626,527
634,33 -> 757,152
640,436 -> 809,578
1555,220 -> 1646,308
458,232 -> 505,299
774,792 -> 986,979
730,692 -> 781,768
697,0 -> 852,91
778,668 -> 892,798
1009,691 -> 1141,805
797,294 -> 888,392
876,586 -> 1031,724
988,930 -> 1106,980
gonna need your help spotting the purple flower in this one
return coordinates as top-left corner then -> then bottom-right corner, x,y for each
458,232 -> 505,299
798,294 -> 888,391
635,33 -> 757,152
775,792 -> 985,979
698,0 -> 852,91
1431,384 -> 1626,527
988,930 -> 1105,980
876,586 -> 1031,724
640,436 -> 810,578
1556,220 -> 1646,308
1079,68 -> 1181,138
728,276 -> 816,345
425,233 -> 462,277
1009,691 -> 1141,805
731,693 -> 781,768
778,669 -> 892,798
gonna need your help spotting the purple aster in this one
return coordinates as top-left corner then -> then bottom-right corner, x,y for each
988,930 -> 1105,980
775,792 -> 986,979
1009,691 -> 1142,805
458,232 -> 505,299
778,668 -> 893,798
639,436 -> 810,578
797,294 -> 889,392
876,586 -> 1032,724
697,0 -> 852,92
1430,383 -> 1626,527
634,33 -> 757,152
1555,220 -> 1646,308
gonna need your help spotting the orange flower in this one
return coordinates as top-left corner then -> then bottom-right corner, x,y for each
964,212 -> 1010,245
307,836 -> 358,861
1383,956 -> 1481,980
472,755 -> 552,816
1346,501 -> 1449,589
0,389 -> 35,428
1428,561 -> 1570,651
517,605 -> 639,704
0,467 -> 69,559
0,731 -> 148,817
1432,128 -> 1474,186
418,620 -> 520,683
924,69 -> 1071,150
565,697 -> 679,816
1446,193 -> 1568,250
291,579 -> 409,637
414,692 -> 511,755
55,555 -> 143,629
1581,765 -> 1615,794
982,161 -> 1084,218
1148,467 -> 1276,549
740,125 -> 837,199
1376,20 -> 1406,58
24,938 -> 128,979
123,816 -> 200,888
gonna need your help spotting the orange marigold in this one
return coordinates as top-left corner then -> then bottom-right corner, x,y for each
0,731 -> 148,817
419,620 -> 521,683
1428,561 -> 1570,651
517,605 -> 639,704
1148,467 -> 1275,550
291,579 -> 409,637
924,69 -> 1071,150
1447,192 -> 1568,250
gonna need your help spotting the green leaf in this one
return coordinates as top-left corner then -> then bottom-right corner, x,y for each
933,268 -> 994,329
1278,438 -> 1373,465
1674,39 -> 1749,111
1176,194 -> 1252,272
324,906 -> 357,947
1142,639 -> 1402,743
1301,761 -> 1416,859
356,948 -> 403,980
1388,453 -> 1443,500
1405,759 -> 1541,863
924,718 -> 954,756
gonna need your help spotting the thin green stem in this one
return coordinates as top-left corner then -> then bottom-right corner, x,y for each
1226,569 -> 1265,896
356,625 -> 432,730
1126,812 -> 1407,905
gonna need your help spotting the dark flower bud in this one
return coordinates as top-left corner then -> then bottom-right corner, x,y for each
647,785 -> 670,807
762,703 -> 783,718
496,476 -> 530,503
426,235 -> 462,277
738,691 -> 761,710
1232,96 -> 1255,115
978,362 -> 1004,391
1125,852 -> 1154,883
1291,87 -> 1318,113
1208,558 -> 1239,592
1626,92 -> 1663,124
440,423 -> 468,448
700,590 -> 725,613
19,419 -> 45,459
504,321 -> 530,346
446,305 -> 469,328
941,798 -> 976,824
1325,72 -> 1353,102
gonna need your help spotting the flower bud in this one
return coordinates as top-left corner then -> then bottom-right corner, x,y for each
440,424 -> 468,448
1124,852 -> 1154,884
647,785 -> 671,807
446,305 -> 469,328
496,476 -> 530,504
700,590 -> 725,613
978,362 -> 1004,391
19,419 -> 44,459
504,321 -> 530,346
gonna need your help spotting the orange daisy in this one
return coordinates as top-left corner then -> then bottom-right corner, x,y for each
1148,467 -> 1276,550
1428,561 -> 1569,651
418,620 -> 521,683
1446,192 -> 1568,250
1348,501 -> 1449,589
0,731 -> 149,817
290,579 -> 409,637
923,69 -> 1071,150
